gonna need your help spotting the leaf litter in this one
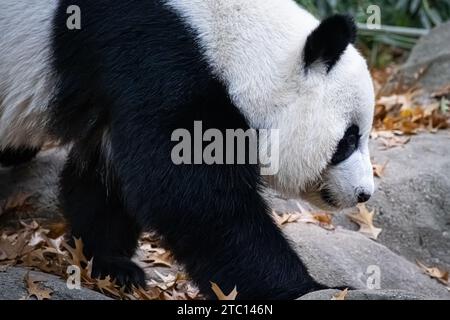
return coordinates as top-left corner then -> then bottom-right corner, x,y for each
0,222 -> 202,300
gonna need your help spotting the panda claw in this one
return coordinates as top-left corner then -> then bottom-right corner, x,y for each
92,256 -> 146,291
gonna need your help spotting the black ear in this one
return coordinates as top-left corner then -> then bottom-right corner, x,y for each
303,14 -> 357,72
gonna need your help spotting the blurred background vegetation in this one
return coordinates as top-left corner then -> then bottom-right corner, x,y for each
296,0 -> 450,67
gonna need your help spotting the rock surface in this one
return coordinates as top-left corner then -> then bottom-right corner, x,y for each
0,267 -> 110,300
299,289 -> 429,300
0,148 -> 66,227
285,223 -> 450,300
381,21 -> 450,95
357,132 -> 450,269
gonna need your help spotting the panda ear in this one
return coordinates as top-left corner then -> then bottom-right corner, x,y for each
303,14 -> 357,72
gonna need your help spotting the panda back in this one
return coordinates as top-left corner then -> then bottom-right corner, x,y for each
0,0 -> 57,149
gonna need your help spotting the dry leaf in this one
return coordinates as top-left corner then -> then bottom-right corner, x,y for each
0,193 -> 34,216
379,136 -> 411,150
416,261 -> 449,285
210,282 -> 238,300
373,161 -> 389,178
311,213 -> 335,230
347,205 -> 382,240
4,221 -> 200,301
377,94 -> 412,112
63,238 -> 88,266
135,287 -> 161,300
331,288 -> 349,300
273,212 -> 300,227
96,276 -> 121,297
0,232 -> 29,261
46,222 -> 67,239
312,213 -> 332,225
24,272 -> 53,300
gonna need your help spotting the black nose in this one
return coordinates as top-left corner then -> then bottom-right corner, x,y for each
357,192 -> 371,203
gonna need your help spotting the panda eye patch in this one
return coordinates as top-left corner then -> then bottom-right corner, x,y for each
331,125 -> 360,165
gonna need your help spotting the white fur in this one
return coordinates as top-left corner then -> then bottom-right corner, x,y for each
165,0 -> 375,208
0,0 -> 56,149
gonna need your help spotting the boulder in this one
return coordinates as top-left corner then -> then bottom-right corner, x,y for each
328,132 -> 450,270
381,21 -> 450,95
299,289 -> 429,301
285,223 -> 450,300
0,148 -> 66,227
0,267 -> 110,300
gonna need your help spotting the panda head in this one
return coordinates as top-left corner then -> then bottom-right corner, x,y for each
264,14 -> 375,210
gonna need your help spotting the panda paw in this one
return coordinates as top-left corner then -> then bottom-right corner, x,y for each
92,256 -> 146,290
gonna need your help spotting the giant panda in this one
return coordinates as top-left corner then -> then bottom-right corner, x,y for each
0,0 -> 375,299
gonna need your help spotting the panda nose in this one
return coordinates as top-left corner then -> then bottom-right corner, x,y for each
357,192 -> 371,203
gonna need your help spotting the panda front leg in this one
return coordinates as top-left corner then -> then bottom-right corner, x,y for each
60,145 -> 146,289
109,124 -> 325,300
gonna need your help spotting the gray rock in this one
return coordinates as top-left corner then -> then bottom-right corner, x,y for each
299,289 -> 430,300
284,223 -> 450,299
381,21 -> 450,95
0,148 -> 67,227
0,267 -> 110,300
365,132 -> 450,269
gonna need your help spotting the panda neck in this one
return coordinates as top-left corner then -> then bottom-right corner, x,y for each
165,0 -> 319,128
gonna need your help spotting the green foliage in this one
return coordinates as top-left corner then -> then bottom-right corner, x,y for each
296,0 -> 450,28
296,0 -> 450,67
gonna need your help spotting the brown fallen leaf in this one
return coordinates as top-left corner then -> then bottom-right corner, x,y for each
0,193 -> 34,217
210,282 -> 238,301
24,272 -> 53,300
96,276 -> 121,297
347,205 -> 382,240
135,287 -> 161,300
379,136 -> 411,150
332,288 -> 349,300
376,94 -> 412,112
373,161 -> 389,178
0,232 -> 30,261
46,222 -> 68,239
416,261 -> 449,285
63,238 -> 88,267
293,211 -> 336,230
311,213 -> 335,230
272,212 -> 300,227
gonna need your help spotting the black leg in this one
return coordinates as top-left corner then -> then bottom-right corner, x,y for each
109,114 -> 324,300
0,146 -> 41,167
60,146 -> 145,289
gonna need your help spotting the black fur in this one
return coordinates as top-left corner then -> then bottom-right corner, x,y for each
0,146 -> 41,167
51,0 -> 324,299
331,125 -> 361,165
304,14 -> 357,72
